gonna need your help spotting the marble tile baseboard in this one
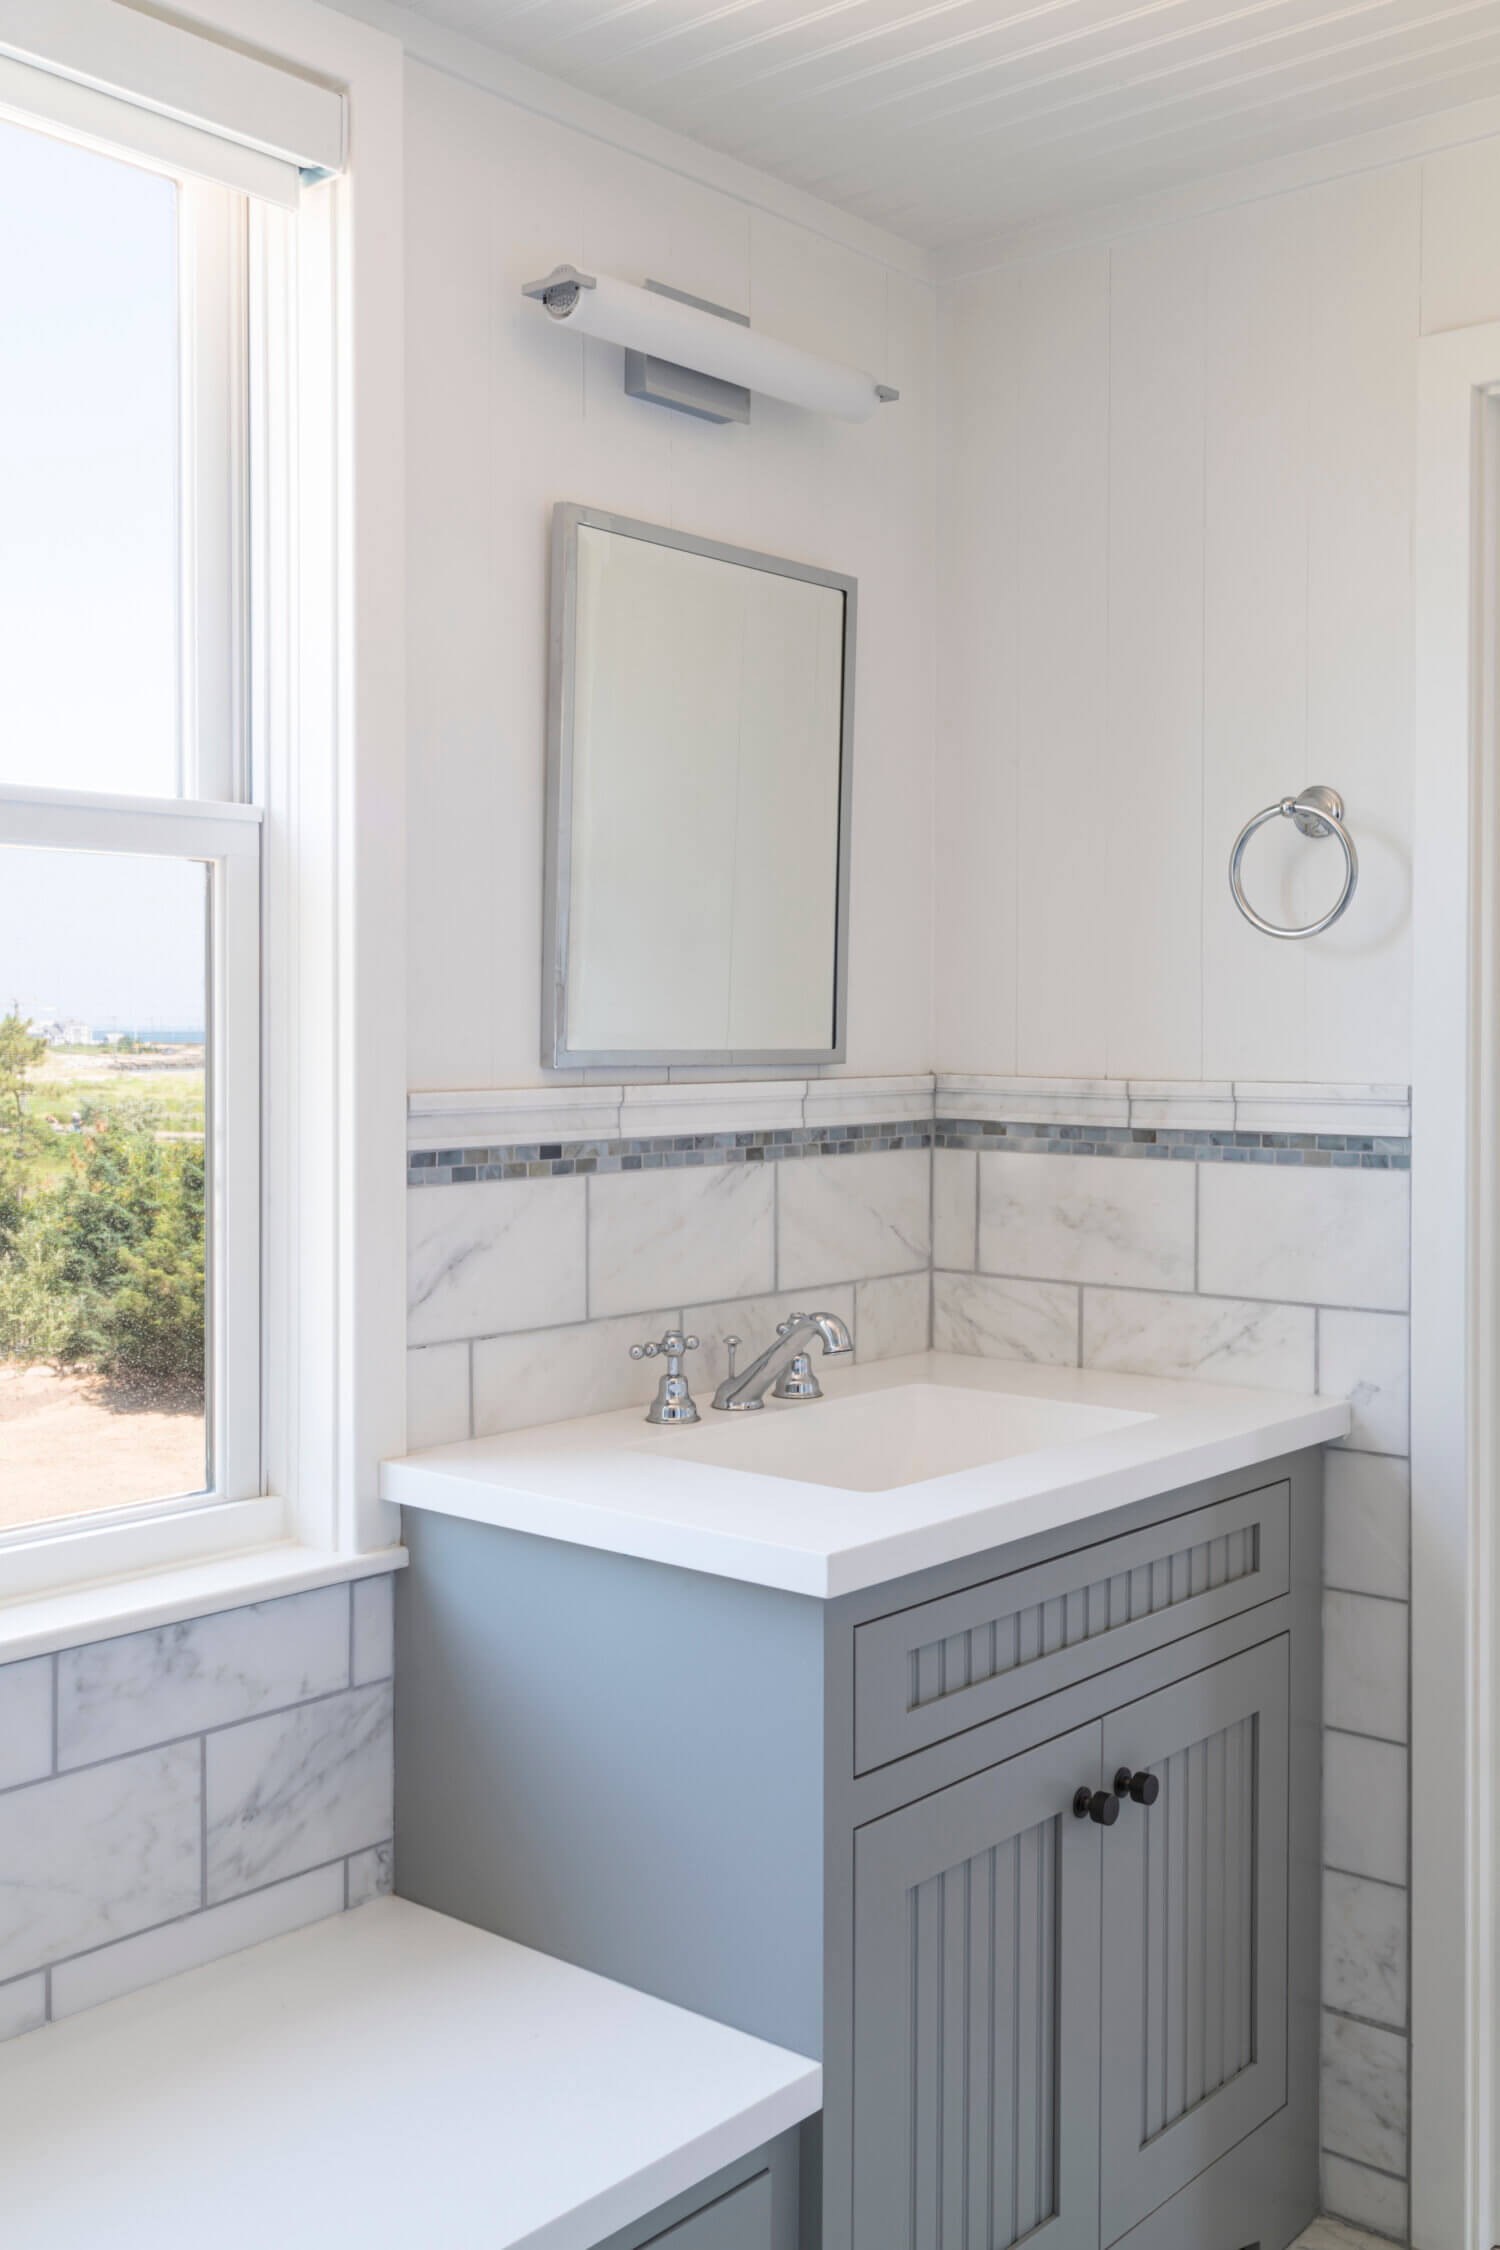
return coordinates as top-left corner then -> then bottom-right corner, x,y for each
0,1579 -> 395,2042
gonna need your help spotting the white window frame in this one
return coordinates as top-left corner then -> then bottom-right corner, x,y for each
0,0 -> 407,1630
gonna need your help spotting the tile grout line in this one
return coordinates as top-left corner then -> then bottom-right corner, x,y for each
1322,1860 -> 1409,1896
1,1673 -> 398,1797
34,1845 -> 395,1997
1322,1999 -> 1410,2040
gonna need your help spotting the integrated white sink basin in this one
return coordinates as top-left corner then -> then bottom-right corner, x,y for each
632,1381 -> 1153,1492
384,1353 -> 1351,1599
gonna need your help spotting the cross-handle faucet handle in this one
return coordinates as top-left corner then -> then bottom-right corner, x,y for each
630,1330 -> 699,1368
630,1332 -> 701,1427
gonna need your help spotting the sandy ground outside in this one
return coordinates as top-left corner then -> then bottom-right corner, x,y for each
0,1362 -> 205,1529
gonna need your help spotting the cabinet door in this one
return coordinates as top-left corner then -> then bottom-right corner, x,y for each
1098,1639 -> 1289,2247
852,1723 -> 1104,2250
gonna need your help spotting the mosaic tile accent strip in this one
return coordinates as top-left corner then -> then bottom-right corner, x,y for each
408,1120 -> 934,1186
407,1116 -> 1409,1186
936,1122 -> 1410,1169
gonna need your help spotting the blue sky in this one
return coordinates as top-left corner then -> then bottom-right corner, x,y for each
0,115 -> 203,1031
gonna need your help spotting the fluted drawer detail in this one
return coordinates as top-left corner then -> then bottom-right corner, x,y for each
910,1527 -> 1259,1712
1142,1715 -> 1257,2137
854,1483 -> 1288,1774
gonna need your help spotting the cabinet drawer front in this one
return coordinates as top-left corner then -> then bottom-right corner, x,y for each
852,1722 -> 1103,2250
640,2171 -> 772,2250
853,1482 -> 1289,1773
1098,1638 -> 1290,2245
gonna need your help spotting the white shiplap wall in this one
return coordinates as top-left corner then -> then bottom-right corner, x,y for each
405,59 -> 936,1094
932,143 -> 1500,1087
936,131 -> 1500,2244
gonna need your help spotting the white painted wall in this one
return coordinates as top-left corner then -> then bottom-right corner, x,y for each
936,136 -> 1500,1087
404,58 -> 936,1093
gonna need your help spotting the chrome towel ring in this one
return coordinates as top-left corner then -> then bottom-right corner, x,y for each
1228,785 -> 1358,940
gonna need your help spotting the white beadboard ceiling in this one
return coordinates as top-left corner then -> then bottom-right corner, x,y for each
392,0 -> 1500,248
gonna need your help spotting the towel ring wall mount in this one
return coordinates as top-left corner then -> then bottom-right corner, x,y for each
1228,785 -> 1358,940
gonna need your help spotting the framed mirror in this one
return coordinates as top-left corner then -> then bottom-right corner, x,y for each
543,503 -> 855,1068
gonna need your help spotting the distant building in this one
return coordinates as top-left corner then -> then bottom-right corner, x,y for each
41,1018 -> 92,1047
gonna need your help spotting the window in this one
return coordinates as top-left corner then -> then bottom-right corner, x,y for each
0,113 -> 260,1542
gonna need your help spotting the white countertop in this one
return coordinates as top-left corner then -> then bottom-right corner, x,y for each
0,1898 -> 820,2250
383,1352 -> 1350,1598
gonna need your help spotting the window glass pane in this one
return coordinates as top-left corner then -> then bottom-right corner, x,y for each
0,119 -> 179,797
0,846 -> 207,1530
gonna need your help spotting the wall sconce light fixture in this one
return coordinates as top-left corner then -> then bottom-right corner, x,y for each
522,265 -> 899,426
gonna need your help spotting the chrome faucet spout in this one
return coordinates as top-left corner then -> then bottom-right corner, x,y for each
710,1310 -> 853,1412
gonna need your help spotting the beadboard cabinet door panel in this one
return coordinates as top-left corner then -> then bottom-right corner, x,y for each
852,1722 -> 1104,2250
1097,1639 -> 1289,2246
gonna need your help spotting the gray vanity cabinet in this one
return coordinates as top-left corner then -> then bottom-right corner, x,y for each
846,1638 -> 1291,2250
851,1723 -> 1103,2250
395,1444 -> 1322,2250
1098,1640 -> 1289,2245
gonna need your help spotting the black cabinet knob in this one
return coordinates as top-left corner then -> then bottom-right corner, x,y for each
1073,1785 -> 1120,1826
1114,1766 -> 1160,1806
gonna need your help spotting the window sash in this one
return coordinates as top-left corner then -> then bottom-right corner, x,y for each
0,785 -> 263,1535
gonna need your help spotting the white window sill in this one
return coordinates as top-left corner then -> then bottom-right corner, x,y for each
0,1542 -> 407,1664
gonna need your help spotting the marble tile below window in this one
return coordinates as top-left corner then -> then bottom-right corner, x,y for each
0,1743 -> 201,1981
1321,2010 -> 1408,2175
205,1682 -> 393,1905
1320,1311 -> 1410,1456
1319,2154 -> 1408,2242
472,1307 -> 681,1438
406,1341 -> 471,1449
855,1273 -> 930,1361
1324,1454 -> 1409,1601
1322,1870 -> 1407,2029
352,1577 -> 394,1688
1081,1287 -> 1315,1392
0,1656 -> 53,1791
933,1272 -> 1079,1366
50,1864 -> 345,2021
56,1588 -> 352,1770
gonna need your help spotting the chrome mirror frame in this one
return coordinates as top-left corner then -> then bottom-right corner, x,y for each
542,501 -> 856,1070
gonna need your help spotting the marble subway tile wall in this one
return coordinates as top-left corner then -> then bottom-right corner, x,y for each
407,1088 -> 936,1447
0,1579 -> 396,2041
932,1083 -> 1412,2240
